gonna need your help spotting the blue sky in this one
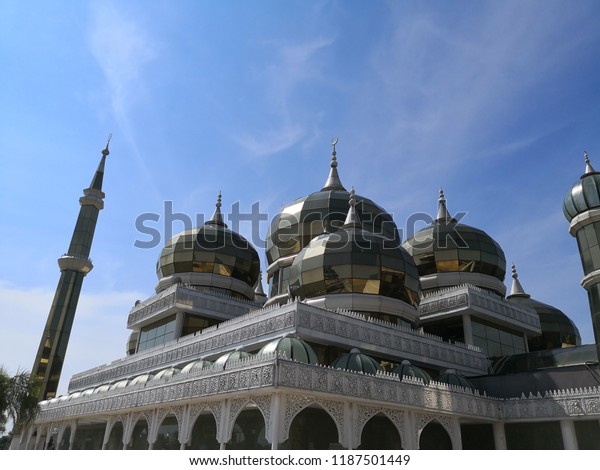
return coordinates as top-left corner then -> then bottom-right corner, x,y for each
1,0 -> 600,397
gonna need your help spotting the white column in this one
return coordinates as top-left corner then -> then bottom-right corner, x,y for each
492,422 -> 506,450
404,412 -> 418,450
451,419 -> 462,450
270,394 -> 282,450
560,419 -> 578,450
218,399 -> 231,450
69,422 -> 77,450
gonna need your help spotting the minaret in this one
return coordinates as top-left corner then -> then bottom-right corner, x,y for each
32,137 -> 110,400
563,151 -> 600,359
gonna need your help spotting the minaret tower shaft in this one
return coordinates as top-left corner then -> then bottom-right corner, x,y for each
32,138 -> 110,401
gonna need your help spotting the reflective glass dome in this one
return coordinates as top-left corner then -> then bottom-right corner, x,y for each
288,225 -> 420,305
563,164 -> 600,222
157,225 -> 260,289
509,297 -> 581,351
266,189 -> 399,266
403,222 -> 506,282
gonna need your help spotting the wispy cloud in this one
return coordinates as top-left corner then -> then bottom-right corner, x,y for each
234,37 -> 335,157
364,3 -> 591,176
87,2 -> 162,200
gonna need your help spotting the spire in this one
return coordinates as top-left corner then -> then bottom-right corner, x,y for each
584,151 -> 597,176
206,191 -> 227,227
254,271 -> 266,296
90,134 -> 111,191
507,263 -> 530,299
436,188 -> 453,223
343,187 -> 361,228
321,137 -> 346,191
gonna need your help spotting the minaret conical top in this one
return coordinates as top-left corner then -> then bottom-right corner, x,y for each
343,186 -> 361,228
584,151 -> 597,176
90,134 -> 111,191
322,137 -> 346,191
507,263 -> 530,299
436,188 -> 453,223
207,191 -> 227,227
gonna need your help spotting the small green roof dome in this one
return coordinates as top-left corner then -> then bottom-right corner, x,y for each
563,152 -> 600,222
437,369 -> 474,390
331,348 -> 381,374
392,360 -> 432,383
181,360 -> 213,374
258,335 -> 319,364
214,350 -> 252,368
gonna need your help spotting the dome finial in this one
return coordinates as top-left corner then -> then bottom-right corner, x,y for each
207,190 -> 227,227
436,187 -> 453,223
322,137 -> 346,191
343,186 -> 361,227
584,151 -> 596,175
507,262 -> 530,298
102,133 -> 112,156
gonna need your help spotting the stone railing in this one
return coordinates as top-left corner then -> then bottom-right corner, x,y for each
503,386 -> 600,420
39,356 -> 600,424
419,284 -> 541,331
127,285 -> 254,328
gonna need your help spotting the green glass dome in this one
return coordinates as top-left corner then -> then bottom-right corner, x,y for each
331,348 -> 381,374
392,360 -> 432,384
563,153 -> 600,222
156,195 -> 260,294
258,335 -> 319,364
288,225 -> 420,305
402,190 -> 506,284
181,360 -> 213,374
437,369 -> 475,390
214,350 -> 252,368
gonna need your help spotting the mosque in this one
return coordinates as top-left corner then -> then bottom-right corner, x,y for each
12,140 -> 600,450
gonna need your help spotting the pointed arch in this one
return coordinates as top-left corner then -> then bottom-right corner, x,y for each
225,400 -> 270,450
281,402 -> 340,450
354,405 -> 406,449
282,395 -> 344,446
418,419 -> 453,450
358,413 -> 402,449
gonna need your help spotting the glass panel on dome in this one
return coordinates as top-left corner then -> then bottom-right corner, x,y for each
583,175 -> 600,208
434,249 -> 459,261
363,279 -> 381,294
214,263 -> 233,276
436,260 -> 460,272
302,268 -> 324,284
193,261 -> 215,272
325,264 -> 351,279
352,264 -> 379,280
